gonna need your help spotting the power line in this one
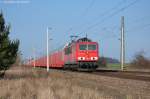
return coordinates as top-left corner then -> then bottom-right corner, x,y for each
65,0 -> 124,36
91,15 -> 150,40
78,0 -> 140,36
127,15 -> 150,25
76,0 -> 125,36
65,0 -> 96,35
68,0 -> 125,36
127,23 -> 150,33
82,0 -> 95,16
93,0 -> 126,23
86,0 -> 139,31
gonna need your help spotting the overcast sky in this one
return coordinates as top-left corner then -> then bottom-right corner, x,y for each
0,0 -> 150,62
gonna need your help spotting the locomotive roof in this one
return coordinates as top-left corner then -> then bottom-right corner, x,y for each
64,37 -> 93,48
77,37 -> 92,42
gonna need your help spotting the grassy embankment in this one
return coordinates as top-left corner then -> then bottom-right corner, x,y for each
106,63 -> 130,70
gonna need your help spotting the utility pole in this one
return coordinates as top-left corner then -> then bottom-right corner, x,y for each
29,56 -> 32,66
47,27 -> 49,72
33,47 -> 35,68
47,27 -> 52,72
120,16 -> 125,70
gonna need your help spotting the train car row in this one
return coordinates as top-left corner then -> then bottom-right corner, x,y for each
28,37 -> 99,71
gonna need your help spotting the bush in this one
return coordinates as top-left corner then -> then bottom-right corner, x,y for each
98,57 -> 107,67
130,52 -> 150,69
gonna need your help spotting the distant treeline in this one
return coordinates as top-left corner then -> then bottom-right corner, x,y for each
98,57 -> 119,67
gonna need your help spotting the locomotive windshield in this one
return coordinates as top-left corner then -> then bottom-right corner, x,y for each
79,44 -> 87,50
79,44 -> 96,50
88,45 -> 96,50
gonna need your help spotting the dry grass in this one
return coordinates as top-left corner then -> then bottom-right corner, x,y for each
0,66 -> 150,99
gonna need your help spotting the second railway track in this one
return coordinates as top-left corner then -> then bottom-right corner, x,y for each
91,69 -> 150,82
28,67 -> 150,82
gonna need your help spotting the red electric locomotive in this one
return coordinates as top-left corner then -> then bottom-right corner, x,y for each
64,37 -> 99,70
29,37 -> 99,71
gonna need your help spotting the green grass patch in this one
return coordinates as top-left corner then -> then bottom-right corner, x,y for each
107,63 -> 121,70
106,63 -> 130,70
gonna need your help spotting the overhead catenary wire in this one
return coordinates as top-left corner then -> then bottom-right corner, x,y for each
77,0 -> 140,36
91,0 -> 126,24
64,0 -> 96,35
82,0 -> 95,16
127,23 -> 150,33
73,0 -> 125,36
127,15 -> 150,25
84,16 -> 150,41
91,15 -> 150,40
65,0 -> 126,38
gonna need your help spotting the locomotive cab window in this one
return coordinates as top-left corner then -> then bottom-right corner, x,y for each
79,44 -> 96,50
79,44 -> 87,50
88,44 -> 96,50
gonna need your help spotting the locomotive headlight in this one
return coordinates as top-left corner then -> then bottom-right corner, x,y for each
78,57 -> 85,60
94,57 -> 98,60
91,57 -> 98,60
82,57 -> 85,60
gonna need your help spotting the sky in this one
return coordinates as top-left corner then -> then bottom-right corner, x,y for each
0,0 -> 150,62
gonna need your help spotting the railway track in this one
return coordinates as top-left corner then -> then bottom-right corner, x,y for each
42,68 -> 150,82
51,68 -> 150,82
91,69 -> 150,82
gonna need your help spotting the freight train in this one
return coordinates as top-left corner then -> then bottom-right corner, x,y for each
29,37 -> 99,71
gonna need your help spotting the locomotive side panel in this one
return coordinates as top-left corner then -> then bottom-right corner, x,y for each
64,43 -> 77,65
